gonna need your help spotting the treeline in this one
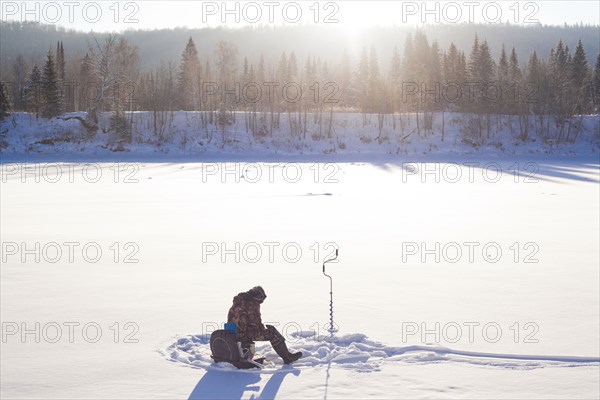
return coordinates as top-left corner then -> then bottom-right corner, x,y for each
2,21 -> 599,71
1,31 -> 599,144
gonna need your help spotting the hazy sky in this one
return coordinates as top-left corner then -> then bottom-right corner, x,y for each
1,1 -> 599,32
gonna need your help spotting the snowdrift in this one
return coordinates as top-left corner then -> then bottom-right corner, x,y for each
162,331 -> 600,374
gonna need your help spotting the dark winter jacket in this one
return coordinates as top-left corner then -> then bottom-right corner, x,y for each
227,286 -> 271,343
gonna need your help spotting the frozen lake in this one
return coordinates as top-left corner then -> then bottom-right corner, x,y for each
1,156 -> 599,399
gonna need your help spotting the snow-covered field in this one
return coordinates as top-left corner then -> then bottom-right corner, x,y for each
2,111 -> 599,157
1,151 -> 599,398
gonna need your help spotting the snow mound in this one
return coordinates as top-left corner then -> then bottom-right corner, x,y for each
160,331 -> 600,373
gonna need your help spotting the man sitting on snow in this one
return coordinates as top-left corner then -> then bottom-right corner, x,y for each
227,286 -> 302,364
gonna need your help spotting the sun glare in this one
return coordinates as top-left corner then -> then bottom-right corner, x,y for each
338,2 -> 386,30
336,2 -> 383,46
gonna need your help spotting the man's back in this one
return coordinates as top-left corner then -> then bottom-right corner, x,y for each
227,287 -> 269,342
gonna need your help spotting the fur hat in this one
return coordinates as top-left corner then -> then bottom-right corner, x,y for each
248,286 -> 267,303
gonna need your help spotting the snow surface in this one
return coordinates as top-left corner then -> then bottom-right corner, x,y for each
166,331 -> 599,373
1,113 -> 599,399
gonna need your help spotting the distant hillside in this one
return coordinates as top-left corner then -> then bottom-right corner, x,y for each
1,21 -> 598,73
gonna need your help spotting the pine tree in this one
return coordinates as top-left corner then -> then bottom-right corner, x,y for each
498,44 -> 509,82
368,46 -> 382,112
548,40 -> 570,86
242,57 -> 249,81
443,43 -> 459,84
403,31 -> 430,113
79,53 -> 94,112
390,46 -> 402,112
507,47 -> 522,114
55,41 -> 66,111
277,52 -> 288,84
451,50 -> 468,112
177,37 -> 200,111
257,54 -> 265,84
593,53 -> 600,111
526,52 -> 540,80
412,31 -> 430,76
336,50 -> 352,108
286,51 -> 299,132
390,46 -> 401,83
508,47 -> 521,82
548,39 -> 572,118
24,64 -> 42,116
457,52 -> 468,87
570,40 -> 589,90
477,40 -> 495,83
256,54 -> 265,112
401,33 -> 415,83
468,34 -> 480,81
570,39 -> 590,114
240,57 -> 250,109
0,82 -> 11,121
443,43 -> 462,112
41,51 -> 62,118
56,41 -> 66,81
475,40 -> 496,114
322,59 -> 330,82
356,47 -> 369,114
214,40 -> 239,123
408,31 -> 433,131
110,37 -> 141,141
497,44 -> 509,113
12,54 -> 28,111
527,51 -> 553,140
215,40 -> 238,84
288,51 -> 298,82
369,46 -> 380,80
429,40 -> 442,112
276,52 -> 288,113
467,36 -> 494,113
429,40 -> 442,81
303,55 -> 314,111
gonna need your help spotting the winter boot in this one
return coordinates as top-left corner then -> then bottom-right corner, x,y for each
266,325 -> 302,364
272,339 -> 302,364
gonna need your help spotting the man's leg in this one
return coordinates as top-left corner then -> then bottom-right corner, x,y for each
265,325 -> 302,364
